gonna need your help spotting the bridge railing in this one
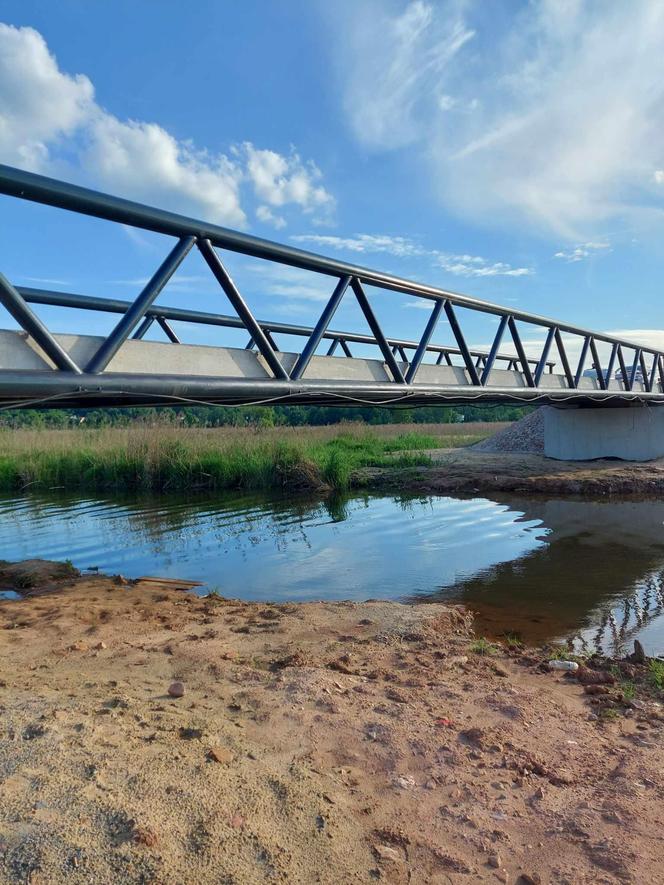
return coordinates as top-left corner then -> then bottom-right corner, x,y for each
0,162 -> 663,402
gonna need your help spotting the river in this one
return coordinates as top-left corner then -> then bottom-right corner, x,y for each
0,490 -> 663,656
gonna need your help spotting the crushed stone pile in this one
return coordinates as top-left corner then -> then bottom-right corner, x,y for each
472,408 -> 545,454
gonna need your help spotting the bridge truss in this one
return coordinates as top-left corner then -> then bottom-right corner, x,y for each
1,164 -> 663,410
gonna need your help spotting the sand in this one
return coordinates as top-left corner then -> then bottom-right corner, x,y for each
0,563 -> 663,884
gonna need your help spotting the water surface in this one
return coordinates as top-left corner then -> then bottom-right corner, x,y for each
0,490 -> 662,655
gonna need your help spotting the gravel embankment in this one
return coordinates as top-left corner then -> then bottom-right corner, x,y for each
472,408 -> 545,454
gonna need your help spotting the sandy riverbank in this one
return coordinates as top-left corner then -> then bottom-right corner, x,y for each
0,562 -> 663,884
364,449 -> 664,497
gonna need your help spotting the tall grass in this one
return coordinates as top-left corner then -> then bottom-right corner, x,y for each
0,422 -> 496,494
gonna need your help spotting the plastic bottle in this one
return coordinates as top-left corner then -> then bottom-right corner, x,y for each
548,660 -> 579,671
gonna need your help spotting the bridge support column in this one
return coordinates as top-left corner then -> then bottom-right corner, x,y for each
544,405 -> 664,461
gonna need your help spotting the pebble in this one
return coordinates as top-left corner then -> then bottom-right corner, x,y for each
393,775 -> 416,790
94,641 -> 107,650
168,681 -> 185,698
488,853 -> 501,868
207,746 -> 233,764
373,844 -> 401,863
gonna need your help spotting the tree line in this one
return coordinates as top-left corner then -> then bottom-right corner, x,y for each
0,404 -> 531,429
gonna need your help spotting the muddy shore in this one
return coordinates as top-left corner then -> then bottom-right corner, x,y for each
361,449 -> 664,497
0,561 -> 662,884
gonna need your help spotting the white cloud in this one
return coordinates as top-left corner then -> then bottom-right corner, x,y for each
292,233 -> 532,277
0,23 -> 333,229
85,114 -> 246,227
434,254 -> 532,278
256,205 -> 287,230
404,300 -> 440,310
554,241 -> 612,262
330,1 -> 664,236
242,263 -> 337,303
332,0 -> 474,150
292,233 -> 424,258
109,274 -> 213,291
240,144 -> 334,220
0,23 -> 93,168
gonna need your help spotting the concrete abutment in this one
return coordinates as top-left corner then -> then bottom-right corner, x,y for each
544,404 -> 664,461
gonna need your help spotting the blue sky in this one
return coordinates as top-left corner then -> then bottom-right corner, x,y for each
1,1 -> 664,365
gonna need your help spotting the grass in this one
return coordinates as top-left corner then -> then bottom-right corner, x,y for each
620,680 -> 636,701
546,645 -> 586,664
501,632 -> 524,649
469,637 -> 501,656
0,421 -> 496,495
649,659 -> 664,693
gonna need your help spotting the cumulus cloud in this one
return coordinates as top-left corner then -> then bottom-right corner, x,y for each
85,114 -> 246,227
329,1 -> 664,237
240,144 -> 334,219
0,23 -> 94,168
256,206 -> 286,230
291,233 -> 532,277
0,23 -> 333,228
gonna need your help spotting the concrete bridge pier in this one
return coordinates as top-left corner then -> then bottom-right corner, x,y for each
544,404 -> 664,462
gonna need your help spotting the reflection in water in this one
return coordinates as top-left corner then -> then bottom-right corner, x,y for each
0,491 -> 663,654
417,497 -> 664,655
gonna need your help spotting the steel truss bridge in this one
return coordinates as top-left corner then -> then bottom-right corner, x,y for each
1,164 -> 663,411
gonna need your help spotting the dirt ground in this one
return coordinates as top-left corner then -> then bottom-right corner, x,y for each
366,449 -> 664,497
0,562 -> 663,885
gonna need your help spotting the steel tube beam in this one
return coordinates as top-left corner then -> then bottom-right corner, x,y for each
290,275 -> 351,380
617,346 -> 630,391
534,326 -> 556,386
0,371 -> 662,409
197,239 -> 289,380
589,337 -> 607,391
444,301 -> 481,386
350,279 -> 406,383
157,317 -> 181,343
15,287 -> 554,369
405,299 -> 444,383
575,336 -> 591,387
629,349 -> 642,389
132,316 -> 154,340
605,343 -> 618,389
86,235 -> 195,373
648,353 -> 659,392
0,273 -> 81,373
507,317 -> 534,388
0,163 -> 657,359
480,315 -> 508,386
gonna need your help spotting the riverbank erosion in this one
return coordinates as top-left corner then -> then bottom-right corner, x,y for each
1,564 -> 663,883
364,449 -> 664,497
